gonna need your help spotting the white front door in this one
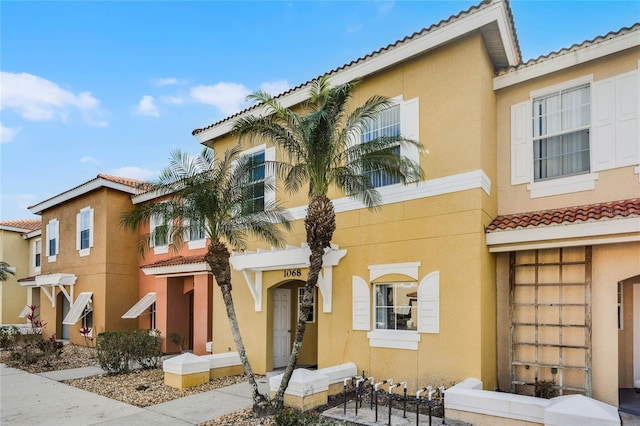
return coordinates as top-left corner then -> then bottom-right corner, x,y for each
273,288 -> 291,369
61,297 -> 70,340
634,284 -> 640,388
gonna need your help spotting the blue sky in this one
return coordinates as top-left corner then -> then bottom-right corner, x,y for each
1,1 -> 639,221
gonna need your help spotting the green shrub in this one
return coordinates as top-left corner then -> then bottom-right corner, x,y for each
0,325 -> 18,349
96,329 -> 162,374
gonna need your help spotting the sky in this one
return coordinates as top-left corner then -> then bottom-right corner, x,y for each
1,0 -> 639,221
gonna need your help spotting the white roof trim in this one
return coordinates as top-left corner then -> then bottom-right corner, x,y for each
230,243 -> 346,272
122,292 -> 156,318
486,217 -> 640,247
194,1 -> 518,144
29,178 -> 142,214
62,292 -> 93,325
494,29 -> 640,90
0,225 -> 39,233
23,229 -> 42,239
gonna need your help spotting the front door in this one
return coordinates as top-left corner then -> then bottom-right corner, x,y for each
61,296 -> 70,340
273,288 -> 291,369
634,284 -> 640,388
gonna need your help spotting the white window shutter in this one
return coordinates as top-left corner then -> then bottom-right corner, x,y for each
88,208 -> 94,248
265,147 -> 276,207
592,77 -> 616,171
352,276 -> 370,331
76,213 -> 81,250
401,97 -> 420,165
615,70 -> 638,167
511,101 -> 531,185
54,221 -> 59,255
417,271 -> 439,334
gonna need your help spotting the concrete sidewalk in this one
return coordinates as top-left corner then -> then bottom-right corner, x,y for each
0,364 -> 270,426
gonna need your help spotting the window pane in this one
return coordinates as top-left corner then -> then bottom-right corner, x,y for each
374,282 -> 417,330
362,105 -> 401,188
534,130 -> 589,181
247,151 -> 266,213
80,229 -> 90,250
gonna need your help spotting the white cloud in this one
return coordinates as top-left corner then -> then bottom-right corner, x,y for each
0,122 -> 21,143
260,80 -> 291,96
376,1 -> 394,16
135,95 -> 159,116
79,156 -> 99,164
0,72 -> 107,126
152,77 -> 181,86
190,82 -> 251,116
159,95 -> 184,105
346,24 -> 363,34
107,166 -> 157,181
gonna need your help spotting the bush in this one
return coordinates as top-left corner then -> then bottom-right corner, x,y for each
535,379 -> 559,399
96,329 -> 162,374
273,408 -> 335,426
0,325 -> 18,349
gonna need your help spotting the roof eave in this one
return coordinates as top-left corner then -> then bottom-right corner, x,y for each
29,178 -> 142,215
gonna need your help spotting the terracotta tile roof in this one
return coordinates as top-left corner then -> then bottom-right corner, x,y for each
97,173 -> 149,190
0,219 -> 41,231
192,0 -> 519,137
496,23 -> 640,76
486,199 -> 640,232
141,255 -> 207,269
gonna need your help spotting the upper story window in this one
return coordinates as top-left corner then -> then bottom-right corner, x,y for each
34,239 -> 41,269
247,150 -> 266,212
150,213 -> 170,254
185,214 -> 206,250
532,84 -> 590,182
362,104 -> 402,188
374,281 -> 417,331
46,219 -> 59,261
76,207 -> 94,256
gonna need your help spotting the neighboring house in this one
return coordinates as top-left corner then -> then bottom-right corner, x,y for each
27,174 -> 145,345
0,219 -> 40,325
122,190 -> 214,355
186,0 -> 638,410
489,24 -> 640,406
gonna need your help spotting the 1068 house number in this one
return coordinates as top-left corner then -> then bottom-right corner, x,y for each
283,269 -> 302,277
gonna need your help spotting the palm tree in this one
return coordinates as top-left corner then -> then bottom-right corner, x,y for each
234,75 -> 423,409
0,261 -> 15,282
121,145 -> 291,407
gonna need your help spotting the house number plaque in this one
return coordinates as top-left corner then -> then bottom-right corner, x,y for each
283,269 -> 302,277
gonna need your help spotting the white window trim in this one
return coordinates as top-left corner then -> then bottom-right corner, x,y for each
526,172 -> 599,199
150,211 -> 170,255
46,219 -> 59,262
353,262 -> 440,351
33,238 -> 42,274
76,206 -> 94,257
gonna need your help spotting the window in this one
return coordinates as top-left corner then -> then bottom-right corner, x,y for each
618,282 -> 623,330
150,213 -> 170,253
532,84 -> 591,181
374,282 -> 417,331
34,239 -> 41,269
46,219 -> 59,261
362,104 -> 402,188
76,207 -> 94,256
82,302 -> 93,331
247,150 -> 266,213
150,302 -> 156,330
297,287 -> 315,323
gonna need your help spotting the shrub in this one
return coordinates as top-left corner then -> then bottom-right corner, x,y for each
273,408 -> 335,426
96,329 -> 162,374
535,379 -> 559,399
0,325 -> 18,349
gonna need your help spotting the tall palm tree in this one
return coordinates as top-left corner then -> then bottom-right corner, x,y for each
234,75 -> 423,409
0,261 -> 15,282
121,145 -> 291,407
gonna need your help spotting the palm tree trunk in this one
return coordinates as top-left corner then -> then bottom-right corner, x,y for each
206,241 -> 268,408
273,195 -> 335,410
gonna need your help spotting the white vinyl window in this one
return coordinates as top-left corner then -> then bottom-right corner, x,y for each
297,287 -> 316,323
532,84 -> 591,181
362,104 -> 402,188
239,145 -> 275,213
150,212 -> 170,254
76,207 -> 94,256
34,239 -> 41,270
374,282 -> 417,331
46,219 -> 59,261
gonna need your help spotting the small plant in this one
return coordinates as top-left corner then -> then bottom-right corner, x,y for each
0,325 -> 18,349
168,332 -> 185,352
80,327 -> 94,347
38,335 -> 63,366
535,379 -> 559,399
96,329 -> 162,374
